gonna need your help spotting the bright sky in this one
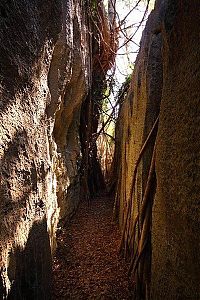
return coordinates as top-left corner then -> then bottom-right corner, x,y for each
100,0 -> 155,135
104,0 -> 155,86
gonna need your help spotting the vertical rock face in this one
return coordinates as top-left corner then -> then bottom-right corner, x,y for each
0,0 -> 89,298
114,7 -> 163,227
152,0 -> 200,298
115,0 -> 200,298
116,0 -> 162,288
114,5 -> 163,297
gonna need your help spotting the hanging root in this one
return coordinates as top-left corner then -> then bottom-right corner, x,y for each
118,116 -> 159,254
116,115 -> 159,299
128,141 -> 156,299
128,142 -> 156,273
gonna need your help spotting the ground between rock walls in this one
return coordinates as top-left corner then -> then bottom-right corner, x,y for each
53,195 -> 132,299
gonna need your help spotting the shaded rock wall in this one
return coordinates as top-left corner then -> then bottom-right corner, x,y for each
0,0 -> 89,298
115,0 -> 200,298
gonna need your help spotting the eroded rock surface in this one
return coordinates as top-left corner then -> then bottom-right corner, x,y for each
0,0 -> 89,298
113,4 -> 163,297
152,0 -> 200,298
114,0 -> 200,298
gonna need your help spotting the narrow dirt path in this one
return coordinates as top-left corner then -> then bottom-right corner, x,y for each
52,195 -> 132,299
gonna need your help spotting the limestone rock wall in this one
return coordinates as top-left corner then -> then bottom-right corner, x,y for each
115,0 -> 200,298
114,0 -> 163,253
0,0 -> 89,298
152,0 -> 200,298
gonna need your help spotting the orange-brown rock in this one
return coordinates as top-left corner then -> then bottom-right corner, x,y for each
114,0 -> 200,298
0,1 -> 90,298
152,0 -> 200,298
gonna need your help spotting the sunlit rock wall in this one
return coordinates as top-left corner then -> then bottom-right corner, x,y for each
115,7 -> 163,234
0,0 -> 89,298
152,0 -> 200,298
115,0 -> 200,298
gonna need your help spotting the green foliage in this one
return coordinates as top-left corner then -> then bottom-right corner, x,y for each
91,0 -> 98,14
124,74 -> 132,85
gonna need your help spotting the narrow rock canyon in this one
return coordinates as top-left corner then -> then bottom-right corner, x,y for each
0,0 -> 199,299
